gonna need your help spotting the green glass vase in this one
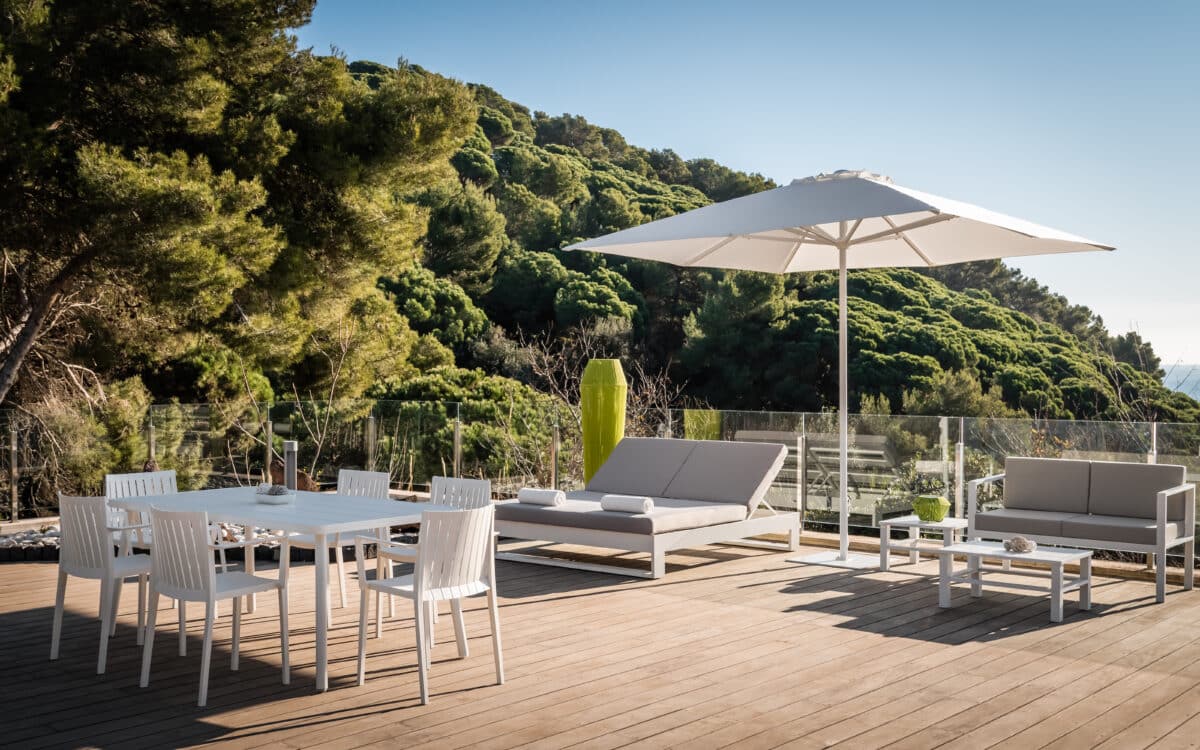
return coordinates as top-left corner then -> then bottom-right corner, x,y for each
581,359 -> 627,483
912,495 -> 951,523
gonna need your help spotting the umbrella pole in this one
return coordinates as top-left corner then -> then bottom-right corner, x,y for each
788,247 -> 875,568
839,248 -> 850,560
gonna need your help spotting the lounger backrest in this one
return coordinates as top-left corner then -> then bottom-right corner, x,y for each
663,440 -> 787,513
585,438 -> 698,497
1087,461 -> 1186,519
1004,457 -> 1090,514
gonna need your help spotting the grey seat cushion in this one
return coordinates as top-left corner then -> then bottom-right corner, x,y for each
663,440 -> 787,512
1061,514 -> 1184,546
495,494 -> 747,535
1004,457 -> 1091,514
1087,461 -> 1186,519
585,438 -> 698,497
973,508 -> 1082,537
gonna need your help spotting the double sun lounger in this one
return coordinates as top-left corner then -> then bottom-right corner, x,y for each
495,437 -> 799,578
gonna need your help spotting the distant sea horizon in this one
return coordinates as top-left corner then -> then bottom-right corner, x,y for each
1164,364 -> 1200,399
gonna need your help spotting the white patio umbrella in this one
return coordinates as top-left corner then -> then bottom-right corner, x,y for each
567,170 -> 1113,568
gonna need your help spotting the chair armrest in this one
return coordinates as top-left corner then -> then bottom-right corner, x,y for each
1157,483 -> 1197,543
106,522 -> 150,532
967,473 -> 1005,531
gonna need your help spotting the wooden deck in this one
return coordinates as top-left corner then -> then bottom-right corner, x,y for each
3,542 -> 1200,749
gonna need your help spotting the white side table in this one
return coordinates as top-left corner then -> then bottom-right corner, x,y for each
879,515 -> 968,571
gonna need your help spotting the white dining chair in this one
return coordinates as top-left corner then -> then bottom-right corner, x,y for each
354,504 -> 504,705
289,469 -> 390,609
139,507 -> 291,708
105,470 -> 178,551
50,494 -> 152,674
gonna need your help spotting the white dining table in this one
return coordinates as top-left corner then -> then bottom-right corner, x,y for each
110,486 -> 447,691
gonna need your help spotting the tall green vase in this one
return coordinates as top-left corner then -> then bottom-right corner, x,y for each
581,359 -> 627,483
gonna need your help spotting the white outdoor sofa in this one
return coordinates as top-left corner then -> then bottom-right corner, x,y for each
495,437 -> 799,578
968,457 -> 1196,602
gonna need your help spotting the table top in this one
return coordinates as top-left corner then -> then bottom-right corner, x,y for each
881,515 -> 968,530
110,486 -> 451,535
938,540 -> 1092,563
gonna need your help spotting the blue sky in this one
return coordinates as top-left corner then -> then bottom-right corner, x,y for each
297,1 -> 1200,365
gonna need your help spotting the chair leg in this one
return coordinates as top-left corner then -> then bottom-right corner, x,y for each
136,574 -> 147,646
1185,540 -> 1195,591
488,587 -> 504,685
1156,552 -> 1167,603
97,577 -> 113,675
50,571 -> 67,660
427,600 -> 436,650
335,543 -> 348,609
375,585 -> 384,639
413,598 -> 430,705
278,585 -> 290,685
110,576 -> 124,637
450,599 -> 468,659
357,587 -> 369,686
198,601 -> 215,708
387,558 -> 395,619
140,589 -> 160,688
231,596 -> 241,671
178,600 -> 187,656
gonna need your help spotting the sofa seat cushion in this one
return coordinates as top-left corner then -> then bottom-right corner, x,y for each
973,508 -> 1081,537
495,493 -> 747,535
1061,514 -> 1184,546
1003,457 -> 1091,514
1086,461 -> 1187,519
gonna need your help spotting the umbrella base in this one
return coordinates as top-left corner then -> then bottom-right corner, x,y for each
788,550 -> 877,569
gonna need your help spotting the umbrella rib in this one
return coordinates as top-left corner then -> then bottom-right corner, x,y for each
683,235 -> 740,266
779,237 -> 805,273
881,215 -> 938,266
786,225 -> 839,245
850,213 -> 953,245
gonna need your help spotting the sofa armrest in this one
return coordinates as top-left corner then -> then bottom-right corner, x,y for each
967,473 -> 1005,533
1157,483 -> 1196,547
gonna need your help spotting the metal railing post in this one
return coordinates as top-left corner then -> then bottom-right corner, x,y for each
8,424 -> 17,522
1149,421 -> 1158,464
798,412 -> 807,530
453,417 -> 463,478
263,407 -> 273,483
366,412 -> 377,471
939,416 -> 950,506
283,440 -> 298,491
955,417 -> 965,518
146,415 -> 156,465
550,423 -> 560,490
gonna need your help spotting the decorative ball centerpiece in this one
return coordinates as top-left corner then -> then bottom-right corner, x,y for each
1004,536 -> 1037,553
912,494 -> 951,523
255,483 -> 295,505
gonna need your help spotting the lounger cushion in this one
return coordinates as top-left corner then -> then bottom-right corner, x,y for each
663,440 -> 787,511
585,438 -> 697,497
1004,457 -> 1091,514
1061,514 -> 1184,546
973,508 -> 1081,537
495,494 -> 747,535
1086,461 -> 1187,520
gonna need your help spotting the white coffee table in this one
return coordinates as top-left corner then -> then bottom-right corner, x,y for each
879,515 -> 968,571
935,540 -> 1092,623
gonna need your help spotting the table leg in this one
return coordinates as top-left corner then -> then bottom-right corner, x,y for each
908,526 -> 919,565
1051,562 -> 1064,622
1080,557 -> 1092,611
314,531 -> 329,691
968,554 -> 982,597
938,553 -> 952,609
879,522 -> 890,571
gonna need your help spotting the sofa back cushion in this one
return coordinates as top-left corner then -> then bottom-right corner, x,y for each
1087,461 -> 1186,519
1004,457 -> 1091,514
663,440 -> 787,512
585,438 -> 697,497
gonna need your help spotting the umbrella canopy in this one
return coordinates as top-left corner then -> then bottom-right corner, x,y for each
567,170 -> 1113,567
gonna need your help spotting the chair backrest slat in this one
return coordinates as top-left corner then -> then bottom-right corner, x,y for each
417,506 -> 493,593
149,507 -> 216,596
430,476 -> 491,510
105,470 -> 178,499
58,494 -> 114,577
338,469 -> 390,499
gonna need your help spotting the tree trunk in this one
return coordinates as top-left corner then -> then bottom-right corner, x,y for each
0,253 -> 94,405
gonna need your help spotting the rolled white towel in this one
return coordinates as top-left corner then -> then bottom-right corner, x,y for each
600,494 -> 654,514
517,488 -> 566,506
